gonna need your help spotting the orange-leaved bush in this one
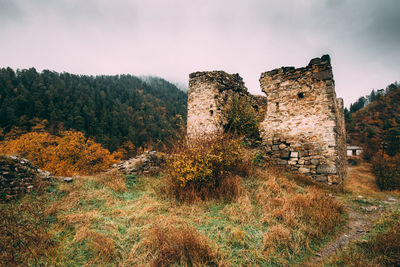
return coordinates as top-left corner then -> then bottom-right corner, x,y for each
0,130 -> 117,176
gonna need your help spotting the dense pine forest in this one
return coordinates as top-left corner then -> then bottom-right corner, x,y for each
0,67 -> 187,152
345,82 -> 400,157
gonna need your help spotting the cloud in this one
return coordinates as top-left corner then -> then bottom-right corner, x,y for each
0,0 -> 399,106
0,0 -> 23,24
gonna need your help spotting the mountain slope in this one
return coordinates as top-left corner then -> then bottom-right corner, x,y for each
0,67 -> 187,151
346,82 -> 400,156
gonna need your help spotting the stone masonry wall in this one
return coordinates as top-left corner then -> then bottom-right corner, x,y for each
259,55 -> 346,183
336,98 -> 347,183
187,71 -> 251,138
0,155 -> 39,202
187,55 -> 346,184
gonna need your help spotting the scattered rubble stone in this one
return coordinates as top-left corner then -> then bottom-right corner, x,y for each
360,206 -> 379,212
63,177 -> 73,183
117,151 -> 165,175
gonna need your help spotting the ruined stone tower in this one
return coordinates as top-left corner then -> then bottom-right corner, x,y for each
187,55 -> 346,184
187,71 -> 249,138
259,55 -> 346,183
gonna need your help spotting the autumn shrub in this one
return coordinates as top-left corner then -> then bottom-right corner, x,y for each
223,95 -> 261,142
0,130 -> 117,176
165,135 -> 249,201
0,197 -> 55,265
371,154 -> 400,190
127,220 -> 222,266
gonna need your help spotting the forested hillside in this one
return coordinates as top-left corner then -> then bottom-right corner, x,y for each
345,82 -> 400,157
0,67 -> 187,151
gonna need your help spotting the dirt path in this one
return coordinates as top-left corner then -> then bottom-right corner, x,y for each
306,195 -> 398,266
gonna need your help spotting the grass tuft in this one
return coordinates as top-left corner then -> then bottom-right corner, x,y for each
126,218 -> 224,266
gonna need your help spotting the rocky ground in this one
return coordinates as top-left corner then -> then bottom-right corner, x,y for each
306,162 -> 400,266
307,195 -> 398,266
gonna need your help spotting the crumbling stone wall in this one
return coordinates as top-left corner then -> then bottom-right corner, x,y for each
336,98 -> 347,182
187,71 -> 251,138
0,155 -> 40,202
260,55 -> 345,183
187,55 -> 346,184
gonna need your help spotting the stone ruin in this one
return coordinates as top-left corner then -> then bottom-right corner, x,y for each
0,155 -> 49,202
187,55 -> 347,184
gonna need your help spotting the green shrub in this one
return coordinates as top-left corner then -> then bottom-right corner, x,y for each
223,95 -> 260,141
372,154 -> 400,190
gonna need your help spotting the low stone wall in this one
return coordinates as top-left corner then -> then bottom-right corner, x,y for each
0,155 -> 40,202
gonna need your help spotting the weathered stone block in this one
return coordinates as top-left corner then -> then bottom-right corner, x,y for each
315,175 -> 328,182
310,159 -> 320,165
280,151 -> 290,159
298,167 -> 310,174
317,164 -> 337,174
290,152 -> 299,158
276,159 -> 288,165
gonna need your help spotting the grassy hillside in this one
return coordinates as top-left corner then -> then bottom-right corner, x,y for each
1,163 -> 346,266
1,156 -> 400,266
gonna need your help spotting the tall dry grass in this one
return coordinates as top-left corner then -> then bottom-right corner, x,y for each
73,226 -> 120,264
344,162 -> 392,199
253,168 -> 344,261
0,197 -> 55,265
327,210 -> 400,266
125,218 -> 224,266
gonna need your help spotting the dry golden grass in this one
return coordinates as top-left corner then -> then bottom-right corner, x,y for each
127,196 -> 168,226
327,210 -> 400,266
0,197 -> 56,265
1,148 -> 350,266
344,162 -> 400,199
73,225 -> 120,264
251,168 -> 345,261
95,169 -> 127,193
64,211 -> 101,227
124,217 -> 224,267
221,194 -> 254,224
345,163 -> 380,195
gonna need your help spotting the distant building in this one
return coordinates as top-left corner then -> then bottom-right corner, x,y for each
347,146 -> 363,156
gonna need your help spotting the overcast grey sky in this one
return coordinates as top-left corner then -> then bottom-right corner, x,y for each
0,0 -> 399,106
